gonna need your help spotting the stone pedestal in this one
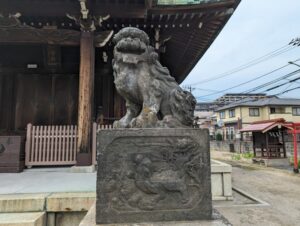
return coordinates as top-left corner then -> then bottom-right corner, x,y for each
96,129 -> 212,224
80,204 -> 230,226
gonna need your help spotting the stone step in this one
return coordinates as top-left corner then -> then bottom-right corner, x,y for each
0,194 -> 48,213
0,192 -> 95,213
0,212 -> 45,226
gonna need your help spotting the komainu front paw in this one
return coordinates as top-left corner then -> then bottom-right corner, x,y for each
131,111 -> 158,128
113,118 -> 130,128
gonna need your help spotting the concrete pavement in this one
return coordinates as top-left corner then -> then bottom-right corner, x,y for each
215,164 -> 300,226
0,167 -> 96,194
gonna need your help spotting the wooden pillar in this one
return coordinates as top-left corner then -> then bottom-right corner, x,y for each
77,31 -> 95,166
282,130 -> 286,158
293,125 -> 299,173
265,133 -> 269,159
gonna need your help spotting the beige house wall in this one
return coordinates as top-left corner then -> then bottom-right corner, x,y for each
216,106 -> 300,128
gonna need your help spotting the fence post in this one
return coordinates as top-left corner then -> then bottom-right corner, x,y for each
25,123 -> 32,168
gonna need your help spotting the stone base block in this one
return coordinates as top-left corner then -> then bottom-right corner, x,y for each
96,129 -> 212,224
211,160 -> 233,201
80,204 -> 229,226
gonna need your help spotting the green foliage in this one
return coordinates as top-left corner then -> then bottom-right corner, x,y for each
288,158 -> 300,168
242,152 -> 254,159
215,133 -> 223,141
232,154 -> 241,161
231,152 -> 254,161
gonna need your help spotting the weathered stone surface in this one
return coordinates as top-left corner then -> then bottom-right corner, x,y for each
96,129 -> 212,224
0,212 -> 45,226
211,160 -> 233,201
70,165 -> 96,173
0,193 -> 47,213
47,192 -> 95,212
112,27 -> 196,128
81,204 -> 228,226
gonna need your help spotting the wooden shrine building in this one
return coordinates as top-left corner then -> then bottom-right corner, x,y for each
240,119 -> 290,159
0,0 -> 240,167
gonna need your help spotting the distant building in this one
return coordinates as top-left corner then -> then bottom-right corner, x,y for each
195,102 -> 222,112
214,93 -> 268,105
215,96 -> 300,140
194,111 -> 217,138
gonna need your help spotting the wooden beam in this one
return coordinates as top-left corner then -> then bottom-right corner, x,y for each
150,0 -> 236,14
0,0 -> 146,18
0,27 -> 113,46
0,27 -> 80,45
76,31 -> 95,166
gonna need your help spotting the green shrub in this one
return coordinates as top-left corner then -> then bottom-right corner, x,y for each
232,153 -> 241,161
242,152 -> 254,159
216,133 -> 223,141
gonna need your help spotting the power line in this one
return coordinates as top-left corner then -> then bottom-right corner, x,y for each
199,62 -> 292,98
276,86 -> 300,95
188,36 -> 300,86
243,68 -> 300,93
193,87 -> 220,92
188,45 -> 295,85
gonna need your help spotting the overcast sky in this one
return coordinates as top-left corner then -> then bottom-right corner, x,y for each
181,0 -> 300,102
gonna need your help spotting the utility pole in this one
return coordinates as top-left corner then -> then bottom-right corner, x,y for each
183,85 -> 195,93
289,37 -> 300,46
289,61 -> 300,68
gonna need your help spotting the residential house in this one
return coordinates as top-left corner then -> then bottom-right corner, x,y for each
215,97 -> 300,140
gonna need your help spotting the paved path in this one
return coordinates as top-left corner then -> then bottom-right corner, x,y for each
1,160 -> 300,226
0,167 -> 96,194
216,164 -> 300,226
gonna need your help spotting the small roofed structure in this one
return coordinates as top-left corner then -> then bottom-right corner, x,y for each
240,119 -> 291,159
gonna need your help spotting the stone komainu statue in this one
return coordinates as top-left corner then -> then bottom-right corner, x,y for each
112,27 -> 196,128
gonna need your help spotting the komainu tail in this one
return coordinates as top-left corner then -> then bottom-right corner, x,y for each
169,88 -> 196,126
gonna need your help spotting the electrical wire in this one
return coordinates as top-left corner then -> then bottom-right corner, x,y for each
198,63 -> 291,97
243,68 -> 300,93
276,86 -> 300,95
188,45 -> 295,85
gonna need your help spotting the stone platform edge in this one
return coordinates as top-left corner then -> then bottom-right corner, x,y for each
80,203 -> 232,226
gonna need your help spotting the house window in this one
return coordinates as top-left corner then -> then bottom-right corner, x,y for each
229,109 -> 235,118
219,111 -> 225,119
270,107 -> 286,114
292,107 -> 300,116
249,108 -> 260,117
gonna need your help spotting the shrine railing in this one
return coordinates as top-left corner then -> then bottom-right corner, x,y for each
25,123 -> 113,167
25,124 -> 78,167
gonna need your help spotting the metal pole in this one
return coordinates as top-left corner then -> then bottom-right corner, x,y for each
293,124 -> 299,173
